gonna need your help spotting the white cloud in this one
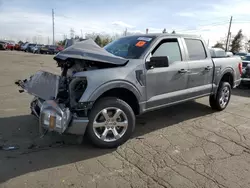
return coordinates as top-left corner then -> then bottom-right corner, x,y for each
175,12 -> 195,17
211,0 -> 250,17
147,27 -> 164,33
1,0 -> 250,48
111,21 -> 134,29
0,10 -> 136,44
172,0 -> 250,47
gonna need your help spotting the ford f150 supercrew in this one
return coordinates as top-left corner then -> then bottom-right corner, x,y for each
15,33 -> 242,148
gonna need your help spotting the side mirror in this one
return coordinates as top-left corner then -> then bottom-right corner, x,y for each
146,56 -> 169,69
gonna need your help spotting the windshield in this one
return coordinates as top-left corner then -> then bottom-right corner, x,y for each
242,56 -> 250,61
104,36 -> 156,59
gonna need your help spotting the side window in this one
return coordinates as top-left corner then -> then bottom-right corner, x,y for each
151,39 -> 182,65
184,39 -> 207,60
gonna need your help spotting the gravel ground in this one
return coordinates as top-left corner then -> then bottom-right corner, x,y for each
0,51 -> 250,188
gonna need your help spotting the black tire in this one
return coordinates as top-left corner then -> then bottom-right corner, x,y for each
209,82 -> 231,111
87,97 -> 135,148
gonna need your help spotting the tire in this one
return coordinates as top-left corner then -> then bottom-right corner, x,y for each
87,97 -> 135,148
209,82 -> 231,111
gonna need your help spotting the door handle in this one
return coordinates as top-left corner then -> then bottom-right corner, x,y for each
178,69 -> 188,73
205,66 -> 212,71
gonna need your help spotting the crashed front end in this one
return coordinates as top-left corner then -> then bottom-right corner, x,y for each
15,71 -> 89,135
14,38 -> 128,136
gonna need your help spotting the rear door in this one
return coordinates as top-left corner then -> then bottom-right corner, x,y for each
145,37 -> 189,110
182,38 -> 214,97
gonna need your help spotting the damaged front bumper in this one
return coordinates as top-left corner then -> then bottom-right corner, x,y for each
15,71 -> 89,136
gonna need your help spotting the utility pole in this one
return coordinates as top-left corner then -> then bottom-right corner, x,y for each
124,28 -> 127,36
228,32 -> 232,50
52,9 -> 55,45
81,29 -> 83,39
207,39 -> 209,47
70,28 -> 75,39
225,16 -> 232,51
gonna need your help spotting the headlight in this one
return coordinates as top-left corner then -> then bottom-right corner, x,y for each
39,100 -> 72,134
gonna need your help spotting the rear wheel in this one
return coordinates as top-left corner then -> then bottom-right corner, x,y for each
209,82 -> 231,111
87,97 -> 135,148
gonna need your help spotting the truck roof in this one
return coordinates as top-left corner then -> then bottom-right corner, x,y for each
121,33 -> 201,39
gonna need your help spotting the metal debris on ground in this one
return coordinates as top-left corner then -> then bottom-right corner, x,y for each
0,145 -> 20,151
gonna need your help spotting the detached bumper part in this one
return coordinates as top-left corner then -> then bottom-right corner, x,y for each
39,100 -> 71,134
32,99 -> 89,135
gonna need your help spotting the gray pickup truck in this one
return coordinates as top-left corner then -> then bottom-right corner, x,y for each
15,33 -> 242,148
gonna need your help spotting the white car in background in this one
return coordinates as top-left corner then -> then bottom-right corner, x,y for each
226,52 -> 233,57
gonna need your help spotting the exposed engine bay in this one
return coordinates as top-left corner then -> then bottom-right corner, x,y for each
55,58 -> 120,110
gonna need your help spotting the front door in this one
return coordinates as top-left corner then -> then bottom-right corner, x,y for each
183,38 -> 214,97
145,38 -> 189,110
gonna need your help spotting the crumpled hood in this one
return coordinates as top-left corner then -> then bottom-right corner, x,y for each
54,39 -> 128,65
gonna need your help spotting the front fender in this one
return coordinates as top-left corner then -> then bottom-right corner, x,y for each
79,80 -> 142,103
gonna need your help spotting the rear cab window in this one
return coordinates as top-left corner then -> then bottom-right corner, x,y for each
184,39 -> 207,60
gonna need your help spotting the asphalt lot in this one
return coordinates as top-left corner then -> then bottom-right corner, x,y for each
0,51 -> 250,188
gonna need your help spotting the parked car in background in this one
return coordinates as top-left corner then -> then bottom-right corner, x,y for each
26,43 -> 36,52
21,42 -> 30,51
32,44 -> 44,54
0,41 -> 7,50
6,41 -> 16,50
14,43 -> 22,51
47,45 -> 58,54
235,52 -> 248,59
39,45 -> 64,54
39,45 -> 50,54
226,52 -> 233,57
241,54 -> 250,85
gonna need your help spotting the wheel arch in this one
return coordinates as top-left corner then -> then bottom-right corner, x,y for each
214,68 -> 234,95
88,81 -> 141,115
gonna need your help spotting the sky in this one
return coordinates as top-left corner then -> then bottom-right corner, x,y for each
1,0 -> 250,47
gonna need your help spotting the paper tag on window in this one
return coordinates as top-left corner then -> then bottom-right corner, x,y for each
135,41 -> 146,47
137,37 -> 152,42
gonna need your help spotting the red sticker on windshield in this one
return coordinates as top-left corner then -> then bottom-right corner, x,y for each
135,41 -> 146,47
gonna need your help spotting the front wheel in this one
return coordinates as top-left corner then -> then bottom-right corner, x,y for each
209,82 -> 231,111
87,97 -> 135,148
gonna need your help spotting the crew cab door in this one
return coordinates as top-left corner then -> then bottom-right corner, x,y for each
145,38 -> 189,110
182,38 -> 214,97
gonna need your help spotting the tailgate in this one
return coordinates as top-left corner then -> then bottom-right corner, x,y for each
15,71 -> 60,100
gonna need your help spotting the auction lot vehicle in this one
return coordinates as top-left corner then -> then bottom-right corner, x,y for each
32,44 -> 44,54
0,41 -> 7,50
15,34 -> 242,148
20,42 -> 29,51
241,54 -> 250,84
6,41 -> 15,50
